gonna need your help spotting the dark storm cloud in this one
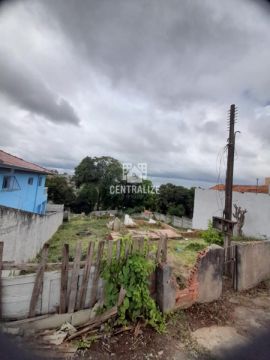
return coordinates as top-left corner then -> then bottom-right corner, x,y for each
0,0 -> 270,184
0,52 -> 80,125
41,0 -> 257,108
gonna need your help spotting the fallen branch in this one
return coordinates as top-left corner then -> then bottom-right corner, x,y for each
67,287 -> 126,341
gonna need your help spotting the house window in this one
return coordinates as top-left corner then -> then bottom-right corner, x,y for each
38,177 -> 43,186
28,177 -> 34,185
2,176 -> 11,190
2,176 -> 20,191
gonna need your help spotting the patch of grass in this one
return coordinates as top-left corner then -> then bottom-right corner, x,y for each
43,216 -> 110,262
167,239 -> 207,279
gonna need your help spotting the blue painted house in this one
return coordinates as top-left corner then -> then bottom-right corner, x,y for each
0,150 -> 52,214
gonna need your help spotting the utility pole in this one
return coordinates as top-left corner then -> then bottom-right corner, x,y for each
224,104 -> 236,221
223,104 -> 236,273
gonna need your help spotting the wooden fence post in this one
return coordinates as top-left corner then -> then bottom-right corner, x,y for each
59,244 -> 69,314
68,241 -> 82,313
0,242 -> 4,319
90,240 -> 105,307
78,241 -> 95,310
107,240 -> 113,264
28,244 -> 49,318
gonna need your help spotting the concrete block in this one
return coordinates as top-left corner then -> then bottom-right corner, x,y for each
156,264 -> 177,313
197,245 -> 224,303
236,241 -> 270,291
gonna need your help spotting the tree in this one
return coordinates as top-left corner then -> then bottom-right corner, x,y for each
46,175 -> 75,207
74,156 -> 122,209
72,184 -> 98,214
157,183 -> 194,218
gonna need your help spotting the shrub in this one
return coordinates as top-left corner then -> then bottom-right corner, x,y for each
102,252 -> 165,332
201,220 -> 223,246
185,242 -> 206,251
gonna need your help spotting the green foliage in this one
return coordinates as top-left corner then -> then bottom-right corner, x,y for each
157,183 -> 194,218
102,252 -> 165,332
168,204 -> 185,217
72,184 -> 98,214
184,242 -> 206,251
46,175 -> 75,207
201,221 -> 223,246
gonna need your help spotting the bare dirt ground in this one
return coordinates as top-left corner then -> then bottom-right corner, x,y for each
6,282 -> 270,360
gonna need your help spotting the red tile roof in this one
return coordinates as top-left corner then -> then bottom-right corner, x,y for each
210,184 -> 269,194
0,150 -> 53,175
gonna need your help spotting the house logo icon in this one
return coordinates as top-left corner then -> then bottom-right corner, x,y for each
122,163 -> 147,183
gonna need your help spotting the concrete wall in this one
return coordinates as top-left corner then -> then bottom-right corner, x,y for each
0,205 -> 63,263
1,267 -> 103,320
156,245 -> 224,312
46,203 -> 64,212
0,168 -> 47,214
154,212 -> 192,229
193,188 -> 270,238
235,241 -> 270,291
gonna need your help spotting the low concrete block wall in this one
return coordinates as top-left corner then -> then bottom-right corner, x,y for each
0,205 -> 63,263
1,266 -> 103,320
156,245 -> 224,312
235,241 -> 270,291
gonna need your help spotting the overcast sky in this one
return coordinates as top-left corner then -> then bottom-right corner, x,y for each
0,0 -> 270,187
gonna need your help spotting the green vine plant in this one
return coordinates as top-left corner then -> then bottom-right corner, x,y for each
102,237 -> 165,333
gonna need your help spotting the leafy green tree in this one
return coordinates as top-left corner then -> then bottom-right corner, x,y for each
72,184 -> 98,214
46,176 -> 75,207
74,156 -> 122,209
157,183 -> 194,218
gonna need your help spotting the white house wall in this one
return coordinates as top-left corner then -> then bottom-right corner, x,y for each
192,188 -> 270,238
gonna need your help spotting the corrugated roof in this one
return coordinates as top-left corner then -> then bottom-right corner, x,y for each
0,150 -> 53,175
210,184 -> 269,194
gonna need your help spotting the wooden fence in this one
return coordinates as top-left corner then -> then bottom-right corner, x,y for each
0,236 -> 167,320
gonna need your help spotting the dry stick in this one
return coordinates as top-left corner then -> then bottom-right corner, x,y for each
28,244 -> 49,318
67,286 -> 126,341
89,241 -> 105,308
59,244 -> 69,314
0,242 -> 4,320
78,241 -> 95,310
68,241 -> 82,313
107,240 -> 113,264
67,306 -> 117,341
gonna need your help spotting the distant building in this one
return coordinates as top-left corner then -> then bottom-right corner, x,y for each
0,150 -> 52,214
192,178 -> 270,238
210,180 -> 270,194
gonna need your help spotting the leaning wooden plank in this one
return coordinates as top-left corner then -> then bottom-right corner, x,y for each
156,234 -> 164,263
2,260 -> 86,272
67,286 -> 126,341
78,241 -> 95,310
138,237 -> 144,254
107,240 -> 113,264
28,244 -> 49,318
116,239 -> 121,260
67,241 -> 82,313
89,241 -> 105,307
59,244 -> 69,314
67,306 -> 117,341
161,234 -> 168,263
0,242 -> 4,319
